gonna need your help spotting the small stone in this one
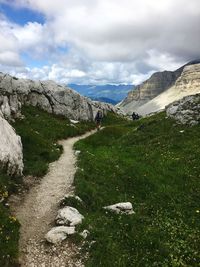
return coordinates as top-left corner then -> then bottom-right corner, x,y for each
45,226 -> 75,244
103,202 -> 135,215
56,206 -> 84,226
80,230 -> 90,239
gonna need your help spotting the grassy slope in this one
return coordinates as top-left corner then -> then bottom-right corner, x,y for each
74,112 -> 200,266
12,106 -> 95,177
0,106 -> 95,266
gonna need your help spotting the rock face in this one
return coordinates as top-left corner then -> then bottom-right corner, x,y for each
136,63 -> 200,116
0,115 -> 23,175
119,68 -> 183,114
166,94 -> 200,126
56,207 -> 84,226
119,60 -> 200,115
0,73 -> 116,121
45,226 -> 75,244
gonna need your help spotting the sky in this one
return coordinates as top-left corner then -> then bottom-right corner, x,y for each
0,0 -> 199,85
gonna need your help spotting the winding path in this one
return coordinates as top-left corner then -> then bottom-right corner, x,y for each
10,130 -> 96,267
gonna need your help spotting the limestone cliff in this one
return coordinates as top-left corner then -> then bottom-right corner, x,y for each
0,73 -> 116,121
136,63 -> 200,116
120,60 -> 200,114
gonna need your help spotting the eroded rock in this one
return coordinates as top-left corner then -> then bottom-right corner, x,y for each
0,116 -> 23,175
0,72 -> 116,121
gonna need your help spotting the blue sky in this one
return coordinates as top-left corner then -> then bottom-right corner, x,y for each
0,3 -> 45,25
0,0 -> 199,85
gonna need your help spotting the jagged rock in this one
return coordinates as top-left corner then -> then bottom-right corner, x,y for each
166,94 -> 200,126
45,226 -> 75,244
0,115 -> 23,176
56,207 -> 84,226
103,202 -> 135,215
0,72 -> 116,121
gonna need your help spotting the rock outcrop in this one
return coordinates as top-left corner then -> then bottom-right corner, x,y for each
119,60 -> 200,115
0,115 -> 23,176
0,73 -> 116,121
166,94 -> 200,126
136,63 -> 200,116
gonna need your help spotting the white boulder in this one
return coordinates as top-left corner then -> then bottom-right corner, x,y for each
56,206 -> 84,226
0,116 -> 23,175
45,226 -> 75,244
103,202 -> 135,215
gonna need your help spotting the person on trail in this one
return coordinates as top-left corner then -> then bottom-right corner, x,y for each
131,111 -> 140,121
95,110 -> 103,130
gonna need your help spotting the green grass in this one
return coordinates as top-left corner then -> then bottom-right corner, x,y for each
0,171 -> 21,267
12,106 -> 95,176
73,112 -> 200,266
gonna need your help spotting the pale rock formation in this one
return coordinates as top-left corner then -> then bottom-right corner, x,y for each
103,202 -> 135,215
0,73 -> 116,121
119,60 -> 200,115
0,115 -> 23,175
136,64 -> 200,116
45,226 -> 75,244
56,206 -> 84,226
166,93 -> 200,125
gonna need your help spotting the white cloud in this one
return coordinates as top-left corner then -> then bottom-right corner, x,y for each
0,0 -> 200,84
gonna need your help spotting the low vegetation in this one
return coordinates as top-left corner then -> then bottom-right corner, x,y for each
74,112 -> 200,266
0,171 -> 21,267
0,105 -> 95,267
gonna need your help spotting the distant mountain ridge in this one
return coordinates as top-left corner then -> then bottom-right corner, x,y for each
68,84 -> 133,104
119,59 -> 200,114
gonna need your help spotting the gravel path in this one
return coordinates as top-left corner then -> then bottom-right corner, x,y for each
9,130 -> 96,267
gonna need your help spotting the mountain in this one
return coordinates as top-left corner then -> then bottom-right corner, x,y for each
119,59 -> 200,115
136,63 -> 200,115
89,97 -> 118,105
68,84 -> 133,104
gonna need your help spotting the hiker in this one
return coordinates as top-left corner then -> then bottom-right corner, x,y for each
132,112 -> 140,121
95,110 -> 103,130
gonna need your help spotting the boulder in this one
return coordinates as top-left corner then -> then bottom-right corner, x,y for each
166,93 -> 200,126
56,206 -> 84,226
0,116 -> 23,175
103,202 -> 135,215
45,226 -> 75,244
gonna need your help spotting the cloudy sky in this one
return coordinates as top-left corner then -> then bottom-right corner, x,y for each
0,0 -> 199,85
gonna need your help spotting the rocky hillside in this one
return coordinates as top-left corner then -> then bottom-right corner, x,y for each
120,60 -> 200,115
0,72 -> 117,176
136,63 -> 200,115
0,73 -> 116,122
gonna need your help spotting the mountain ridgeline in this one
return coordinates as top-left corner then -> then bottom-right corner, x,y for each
120,59 -> 200,115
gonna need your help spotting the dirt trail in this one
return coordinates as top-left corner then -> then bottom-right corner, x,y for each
10,129 -> 96,267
